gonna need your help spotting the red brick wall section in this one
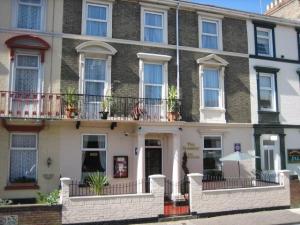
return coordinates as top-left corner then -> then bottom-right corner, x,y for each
0,204 -> 62,225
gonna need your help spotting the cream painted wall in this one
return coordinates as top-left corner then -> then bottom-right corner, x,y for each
181,126 -> 254,178
249,58 -> 300,124
0,0 -> 63,33
285,129 -> 300,176
246,20 -> 299,60
0,123 -> 61,200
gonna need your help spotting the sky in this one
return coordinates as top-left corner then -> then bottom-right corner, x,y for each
191,0 -> 273,14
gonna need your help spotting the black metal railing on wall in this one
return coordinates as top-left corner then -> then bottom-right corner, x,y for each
202,172 -> 280,191
0,91 -> 182,122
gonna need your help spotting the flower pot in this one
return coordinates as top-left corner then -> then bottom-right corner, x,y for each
167,112 -> 179,122
100,111 -> 109,120
66,107 -> 76,118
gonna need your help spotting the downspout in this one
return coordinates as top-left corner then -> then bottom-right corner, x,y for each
49,0 -> 55,93
176,1 -> 180,98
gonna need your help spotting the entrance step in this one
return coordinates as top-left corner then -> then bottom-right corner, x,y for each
159,215 -> 197,222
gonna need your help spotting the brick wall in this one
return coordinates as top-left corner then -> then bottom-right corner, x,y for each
60,175 -> 165,224
0,205 -> 62,225
188,171 -> 290,215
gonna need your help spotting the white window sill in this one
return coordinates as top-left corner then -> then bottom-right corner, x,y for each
201,107 -> 226,112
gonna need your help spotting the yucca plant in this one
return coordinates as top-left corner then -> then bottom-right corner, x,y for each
167,85 -> 180,121
88,172 -> 108,195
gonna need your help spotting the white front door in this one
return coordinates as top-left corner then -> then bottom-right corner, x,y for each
261,135 -> 280,173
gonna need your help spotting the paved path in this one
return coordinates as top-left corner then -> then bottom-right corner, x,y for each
132,209 -> 300,225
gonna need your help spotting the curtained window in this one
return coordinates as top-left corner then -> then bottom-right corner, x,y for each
203,136 -> 222,176
144,63 -> 163,101
10,133 -> 37,183
203,68 -> 220,108
256,27 -> 273,57
202,20 -> 219,49
17,0 -> 43,30
81,135 -> 107,182
14,54 -> 40,93
143,11 -> 164,43
259,73 -> 276,111
86,3 -> 108,37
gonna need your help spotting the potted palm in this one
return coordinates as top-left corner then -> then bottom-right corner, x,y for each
64,87 -> 78,118
100,90 -> 112,120
88,172 -> 108,195
167,85 -> 180,122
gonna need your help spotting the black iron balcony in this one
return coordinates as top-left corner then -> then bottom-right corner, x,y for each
0,91 -> 182,122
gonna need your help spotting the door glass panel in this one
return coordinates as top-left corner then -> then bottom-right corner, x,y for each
269,150 -> 274,170
264,150 -> 269,170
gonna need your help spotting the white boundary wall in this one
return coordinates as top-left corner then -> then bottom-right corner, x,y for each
188,171 -> 290,214
60,175 -> 165,224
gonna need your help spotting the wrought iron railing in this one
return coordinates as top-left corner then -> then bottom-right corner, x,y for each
69,179 -> 150,197
202,172 -> 280,190
0,91 -> 182,122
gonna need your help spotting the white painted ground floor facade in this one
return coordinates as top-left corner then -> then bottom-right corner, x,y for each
0,120 -> 257,200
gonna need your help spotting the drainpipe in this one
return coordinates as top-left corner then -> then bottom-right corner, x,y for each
176,1 -> 180,98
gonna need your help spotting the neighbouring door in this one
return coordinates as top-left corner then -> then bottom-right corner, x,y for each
145,147 -> 162,192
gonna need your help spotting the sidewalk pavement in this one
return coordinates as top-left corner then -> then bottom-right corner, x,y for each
133,208 -> 300,225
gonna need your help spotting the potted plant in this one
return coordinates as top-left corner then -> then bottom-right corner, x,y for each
131,101 -> 144,120
64,87 -> 78,118
87,172 -> 108,195
100,96 -> 112,120
167,85 -> 180,122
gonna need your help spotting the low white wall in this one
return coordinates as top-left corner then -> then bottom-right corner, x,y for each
188,171 -> 290,214
60,175 -> 165,224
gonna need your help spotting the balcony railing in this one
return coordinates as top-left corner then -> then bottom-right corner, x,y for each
0,91 -> 182,122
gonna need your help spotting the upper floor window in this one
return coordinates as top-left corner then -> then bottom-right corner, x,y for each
141,7 -> 168,44
16,0 -> 45,30
199,14 -> 223,50
144,63 -> 164,100
203,68 -> 220,108
82,0 -> 112,37
10,133 -> 38,183
256,27 -> 273,57
258,73 -> 276,111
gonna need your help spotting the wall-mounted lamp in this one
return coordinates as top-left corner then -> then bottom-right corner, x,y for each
179,127 -> 183,131
47,157 -> 52,167
134,147 -> 138,156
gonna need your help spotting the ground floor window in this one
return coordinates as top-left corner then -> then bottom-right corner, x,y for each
9,133 -> 37,183
203,136 -> 222,177
81,134 -> 107,182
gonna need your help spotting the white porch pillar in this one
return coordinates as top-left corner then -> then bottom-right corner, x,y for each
137,132 -> 145,193
172,132 -> 181,200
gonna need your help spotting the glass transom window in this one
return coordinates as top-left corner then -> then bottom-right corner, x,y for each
10,134 -> 37,183
203,68 -> 220,108
86,3 -> 108,37
202,20 -> 218,49
144,11 -> 164,43
259,73 -> 275,111
17,0 -> 43,30
256,27 -> 273,57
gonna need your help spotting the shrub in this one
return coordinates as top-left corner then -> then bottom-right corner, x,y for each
0,198 -> 12,206
37,190 -> 60,205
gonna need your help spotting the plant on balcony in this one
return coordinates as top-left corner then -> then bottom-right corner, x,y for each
87,172 -> 108,195
64,87 -> 78,119
131,101 -> 144,120
100,97 -> 112,120
167,85 -> 180,122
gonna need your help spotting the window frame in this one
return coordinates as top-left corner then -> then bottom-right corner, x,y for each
82,57 -> 108,99
297,29 -> 300,61
202,67 -> 221,109
256,27 -> 273,57
143,62 -> 164,100
8,133 -> 38,184
81,134 -> 108,178
203,135 -> 223,173
198,15 -> 223,51
258,73 -> 277,112
11,51 -> 43,93
82,0 -> 113,38
14,0 -> 46,31
141,7 -> 168,44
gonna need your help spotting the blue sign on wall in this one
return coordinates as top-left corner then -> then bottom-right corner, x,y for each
234,143 -> 241,152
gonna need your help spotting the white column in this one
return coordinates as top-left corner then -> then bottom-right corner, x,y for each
172,132 -> 181,200
137,132 -> 145,193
